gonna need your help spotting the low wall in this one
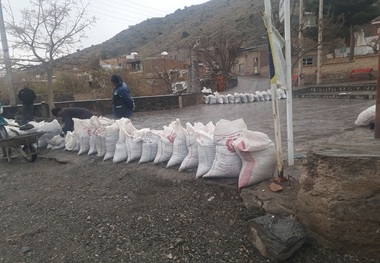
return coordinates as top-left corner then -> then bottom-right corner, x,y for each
2,92 -> 203,120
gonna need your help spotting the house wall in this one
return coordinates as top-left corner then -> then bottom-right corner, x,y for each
232,49 -> 268,76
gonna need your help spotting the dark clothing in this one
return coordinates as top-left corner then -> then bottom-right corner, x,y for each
22,104 -> 34,124
112,82 -> 134,119
18,87 -> 37,124
57,107 -> 93,134
18,87 -> 36,105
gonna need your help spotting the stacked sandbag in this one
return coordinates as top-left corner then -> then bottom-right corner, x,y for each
203,119 -> 246,178
47,115 -> 279,190
203,89 -> 287,104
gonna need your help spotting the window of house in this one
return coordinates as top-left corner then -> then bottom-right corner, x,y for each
303,57 -> 313,65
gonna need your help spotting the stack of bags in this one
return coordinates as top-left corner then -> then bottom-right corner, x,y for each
48,116 -> 277,189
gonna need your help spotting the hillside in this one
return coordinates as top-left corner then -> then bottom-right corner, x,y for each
73,0 -> 273,64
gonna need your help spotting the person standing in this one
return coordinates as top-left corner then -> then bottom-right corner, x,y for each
111,74 -> 134,119
18,83 -> 37,125
0,95 -> 10,158
51,107 -> 94,137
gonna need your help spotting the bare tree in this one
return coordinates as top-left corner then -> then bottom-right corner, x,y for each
290,10 -> 345,67
5,0 -> 96,113
194,28 -> 243,77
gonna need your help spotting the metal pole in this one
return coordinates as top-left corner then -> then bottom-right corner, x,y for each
316,0 -> 323,84
298,0 -> 304,86
284,0 -> 294,166
0,0 -> 16,106
375,35 -> 380,139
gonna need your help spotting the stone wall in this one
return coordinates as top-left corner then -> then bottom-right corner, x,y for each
2,93 -> 204,119
297,152 -> 380,260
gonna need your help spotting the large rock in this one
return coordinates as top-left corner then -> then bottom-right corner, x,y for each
297,152 -> 380,260
248,214 -> 307,262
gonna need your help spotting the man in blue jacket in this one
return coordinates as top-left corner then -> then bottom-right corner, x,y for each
111,74 -> 134,119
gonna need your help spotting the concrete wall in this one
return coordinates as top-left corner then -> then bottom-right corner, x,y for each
2,93 -> 204,120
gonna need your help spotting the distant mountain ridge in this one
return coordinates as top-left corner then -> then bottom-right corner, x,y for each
74,0 -> 271,65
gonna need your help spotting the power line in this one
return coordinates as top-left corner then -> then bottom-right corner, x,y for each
101,0 -> 168,15
91,0 -> 166,18
88,8 -> 143,24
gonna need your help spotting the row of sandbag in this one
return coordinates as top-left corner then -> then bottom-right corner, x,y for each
47,116 -> 277,189
204,89 -> 287,104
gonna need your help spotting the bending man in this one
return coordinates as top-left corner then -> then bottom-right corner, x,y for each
51,107 -> 93,136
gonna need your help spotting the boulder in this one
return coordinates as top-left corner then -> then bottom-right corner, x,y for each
248,214 -> 307,262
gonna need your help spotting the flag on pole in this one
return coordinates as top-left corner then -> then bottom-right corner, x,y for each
263,4 -> 286,87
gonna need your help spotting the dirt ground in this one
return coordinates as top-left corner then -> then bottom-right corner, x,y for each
0,149 -> 376,263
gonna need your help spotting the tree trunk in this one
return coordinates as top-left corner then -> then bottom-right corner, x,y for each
349,25 -> 355,61
46,66 -> 55,117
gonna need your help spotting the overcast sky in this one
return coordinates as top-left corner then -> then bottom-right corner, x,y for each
3,0 -> 210,50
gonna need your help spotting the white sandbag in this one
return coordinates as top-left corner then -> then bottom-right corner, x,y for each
88,115 -> 109,156
126,127 -> 148,163
222,95 -> 229,104
47,134 -> 65,149
88,129 -> 97,155
355,105 -> 376,126
240,93 -> 248,103
209,95 -> 217,104
113,118 -> 131,163
214,92 -> 224,104
247,93 -> 255,102
179,122 -> 203,171
204,96 -> 210,104
139,131 -> 160,163
261,91 -> 270,101
234,93 -> 241,103
154,124 -> 175,164
103,122 -> 120,161
278,88 -> 287,99
203,119 -> 247,178
167,119 -> 188,168
232,130 -> 277,189
253,95 -> 259,102
95,128 -> 107,157
37,120 -> 62,148
73,118 -> 92,155
276,88 -> 282,100
194,122 -> 216,178
267,89 -> 273,100
65,131 -> 77,151
255,91 -> 264,101
195,131 -> 215,178
227,94 -> 235,103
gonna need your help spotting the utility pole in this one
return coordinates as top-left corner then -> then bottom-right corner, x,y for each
375,34 -> 380,139
298,0 -> 304,86
0,0 -> 16,106
316,0 -> 323,84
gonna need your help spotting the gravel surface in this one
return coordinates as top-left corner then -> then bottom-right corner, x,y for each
0,150 -> 376,263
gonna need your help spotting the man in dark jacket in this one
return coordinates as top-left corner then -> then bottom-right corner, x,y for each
51,107 -> 93,136
18,83 -> 37,125
111,74 -> 134,119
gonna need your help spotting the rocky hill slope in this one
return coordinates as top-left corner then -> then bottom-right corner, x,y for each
71,0 -> 275,66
